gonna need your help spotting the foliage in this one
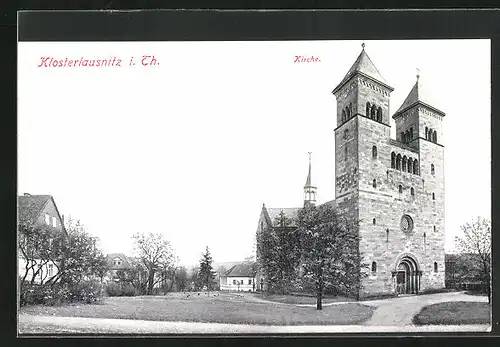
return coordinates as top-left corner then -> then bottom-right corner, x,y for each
115,265 -> 148,295
256,211 -> 301,294
19,217 -> 108,306
296,203 -> 362,309
132,232 -> 176,295
454,216 -> 491,302
105,281 -> 137,297
197,246 -> 217,294
174,266 -> 189,292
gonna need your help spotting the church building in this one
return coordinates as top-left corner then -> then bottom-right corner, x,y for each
256,44 -> 445,298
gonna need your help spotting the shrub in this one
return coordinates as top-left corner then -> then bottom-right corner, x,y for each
68,280 -> 104,304
20,282 -> 71,306
105,282 -> 137,297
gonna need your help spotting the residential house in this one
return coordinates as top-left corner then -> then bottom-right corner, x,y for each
219,262 -> 257,292
18,193 -> 67,284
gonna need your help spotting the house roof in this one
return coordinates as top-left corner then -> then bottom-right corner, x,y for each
105,253 -> 139,269
18,194 -> 52,225
265,207 -> 301,227
394,76 -> 445,117
223,262 -> 256,277
333,47 -> 393,94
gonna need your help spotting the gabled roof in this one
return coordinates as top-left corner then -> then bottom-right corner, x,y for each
264,207 -> 301,227
394,76 -> 445,117
106,253 -> 138,269
223,262 -> 256,277
18,194 -> 52,225
333,47 -> 393,94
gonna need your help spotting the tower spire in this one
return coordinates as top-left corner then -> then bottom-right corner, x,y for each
303,152 -> 317,207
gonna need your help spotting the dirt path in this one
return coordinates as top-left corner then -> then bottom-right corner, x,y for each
18,314 -> 490,334
363,292 -> 489,326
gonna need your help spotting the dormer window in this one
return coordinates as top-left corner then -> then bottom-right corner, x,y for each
113,258 -> 123,266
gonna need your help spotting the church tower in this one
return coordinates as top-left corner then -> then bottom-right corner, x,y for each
331,44 -> 445,298
303,152 -> 317,207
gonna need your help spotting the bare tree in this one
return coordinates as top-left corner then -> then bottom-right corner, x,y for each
132,232 -> 175,295
454,216 -> 491,303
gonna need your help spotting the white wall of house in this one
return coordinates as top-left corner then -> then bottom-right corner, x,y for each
18,258 -> 59,284
220,276 -> 255,292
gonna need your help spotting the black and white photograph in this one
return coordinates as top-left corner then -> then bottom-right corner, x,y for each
16,11 -> 492,335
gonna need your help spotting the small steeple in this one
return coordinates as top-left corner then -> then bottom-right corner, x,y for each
303,152 -> 317,207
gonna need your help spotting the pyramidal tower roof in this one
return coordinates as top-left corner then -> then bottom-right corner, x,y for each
333,44 -> 393,94
304,152 -> 315,188
394,74 -> 445,117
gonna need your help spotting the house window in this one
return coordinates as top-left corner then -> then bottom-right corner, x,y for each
248,279 -> 252,285
373,218 -> 376,225
233,279 -> 237,285
410,187 -> 415,197
48,264 -> 53,277
431,164 -> 435,175
398,185 -> 403,194
45,214 -> 50,225
371,262 -> 377,274
372,179 -> 377,188
434,262 -> 438,273
372,145 -> 377,159
52,216 -> 57,227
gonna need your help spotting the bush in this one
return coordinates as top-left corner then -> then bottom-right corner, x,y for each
68,280 -> 104,304
105,282 -> 137,297
20,280 -> 104,306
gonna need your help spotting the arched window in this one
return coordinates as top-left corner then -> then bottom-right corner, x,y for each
391,152 -> 396,168
371,261 -> 377,273
342,109 -> 346,123
432,192 -> 435,200
402,156 -> 407,172
431,164 -> 435,175
377,107 -> 382,122
433,130 -> 437,143
410,127 -> 414,140
349,102 -> 353,115
425,127 -> 429,140
371,106 -> 376,120
410,187 -> 415,197
372,145 -> 377,159
398,185 -> 403,194
386,229 -> 389,243
345,107 -> 350,119
405,130 -> 410,143
413,160 -> 419,174
408,158 -> 413,173
366,102 -> 371,117
401,132 -> 405,143
434,262 -> 438,273
433,225 -> 436,232
345,146 -> 348,160
373,218 -> 376,225
372,179 -> 377,188
396,154 -> 402,170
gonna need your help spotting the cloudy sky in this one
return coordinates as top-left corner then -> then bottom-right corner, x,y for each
17,39 -> 490,267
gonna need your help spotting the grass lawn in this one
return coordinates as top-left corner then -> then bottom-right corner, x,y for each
413,301 -> 491,325
19,292 -> 374,326
253,293 -> 354,305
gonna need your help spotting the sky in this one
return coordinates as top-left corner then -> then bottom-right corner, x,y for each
17,40 -> 491,267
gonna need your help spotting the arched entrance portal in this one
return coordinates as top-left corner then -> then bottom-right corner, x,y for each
393,255 -> 422,295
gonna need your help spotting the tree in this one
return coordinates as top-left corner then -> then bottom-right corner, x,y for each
174,266 -> 189,292
197,246 -> 216,296
296,203 -> 362,310
256,211 -> 301,294
132,232 -> 175,295
454,216 -> 491,303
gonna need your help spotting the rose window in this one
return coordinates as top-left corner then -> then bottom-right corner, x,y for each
400,214 -> 414,233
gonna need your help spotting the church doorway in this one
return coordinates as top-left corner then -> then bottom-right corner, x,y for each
394,255 -> 421,295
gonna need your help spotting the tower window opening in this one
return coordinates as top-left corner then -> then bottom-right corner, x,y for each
344,129 -> 349,139
386,229 -> 389,243
345,146 -> 348,160
425,127 -> 429,140
371,106 -> 376,120
433,130 -> 437,143
401,132 -> 405,143
396,154 -> 402,170
413,160 -> 419,175
373,218 -> 376,225
371,261 -> 377,274
398,185 -> 403,194
408,158 -> 413,173
402,156 -> 407,172
391,152 -> 396,168
342,109 -> 346,123
434,225 -> 436,232
410,187 -> 415,197
431,164 -> 435,175
405,130 -> 410,143
366,102 -> 371,117
377,107 -> 382,122
372,179 -> 377,188
410,127 -> 414,140
434,262 -> 438,273
432,192 -> 435,200
372,146 -> 377,159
